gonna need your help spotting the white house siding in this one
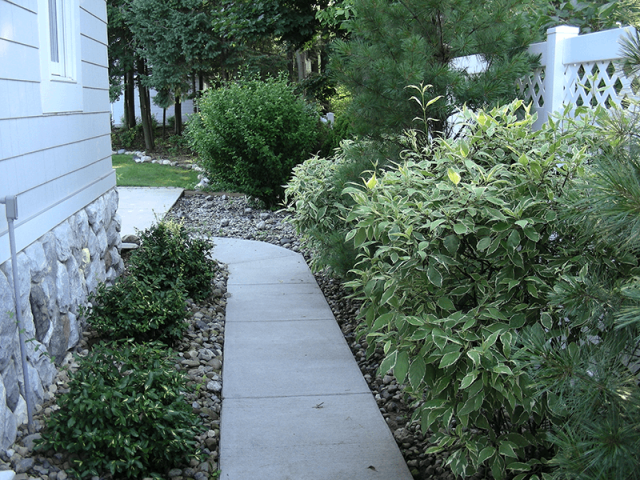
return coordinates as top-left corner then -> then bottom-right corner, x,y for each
0,0 -> 122,449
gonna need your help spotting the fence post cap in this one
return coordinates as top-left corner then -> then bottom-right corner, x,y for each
547,25 -> 580,35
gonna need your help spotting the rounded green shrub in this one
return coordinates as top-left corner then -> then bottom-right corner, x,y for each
85,219 -> 215,343
38,340 -> 203,479
85,274 -> 188,344
186,75 -> 320,206
285,139 -> 397,277
128,220 -> 216,302
343,101 -> 600,479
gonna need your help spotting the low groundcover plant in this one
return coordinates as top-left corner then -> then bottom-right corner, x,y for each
37,340 -> 203,479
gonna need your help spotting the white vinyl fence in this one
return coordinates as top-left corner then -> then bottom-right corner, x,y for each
454,26 -> 639,130
521,25 -> 639,129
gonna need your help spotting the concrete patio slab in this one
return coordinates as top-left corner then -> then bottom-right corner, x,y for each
117,186 -> 183,237
222,319 -> 370,398
225,283 -> 335,321
220,394 -> 412,480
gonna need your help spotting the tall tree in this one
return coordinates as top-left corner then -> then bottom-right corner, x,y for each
108,0 -> 154,148
108,0 -> 137,129
213,0 -> 331,81
330,0 -> 539,138
127,0 -> 224,135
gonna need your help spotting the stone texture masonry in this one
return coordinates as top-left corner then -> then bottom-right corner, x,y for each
0,188 -> 123,450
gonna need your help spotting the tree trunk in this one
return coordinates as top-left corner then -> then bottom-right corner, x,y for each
295,50 -> 307,82
124,69 -> 136,129
174,96 -> 182,135
192,75 -> 198,113
196,73 -> 204,113
320,48 -> 328,76
162,108 -> 167,139
136,59 -> 154,151
287,50 -> 296,82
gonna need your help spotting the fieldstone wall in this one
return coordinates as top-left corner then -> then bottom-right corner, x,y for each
0,188 -> 123,450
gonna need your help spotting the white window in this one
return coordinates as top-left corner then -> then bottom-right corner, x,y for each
48,0 -> 67,77
46,0 -> 75,81
38,0 -> 83,113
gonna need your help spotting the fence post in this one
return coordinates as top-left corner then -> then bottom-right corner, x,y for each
542,25 -> 580,125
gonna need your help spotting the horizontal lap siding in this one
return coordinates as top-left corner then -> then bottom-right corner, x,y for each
3,0 -> 36,12
82,61 -> 109,90
80,3 -> 109,116
0,0 -> 114,265
79,5 -> 107,46
0,39 -> 40,82
0,79 -> 41,119
0,1 -> 38,46
0,113 -> 110,160
81,34 -> 107,68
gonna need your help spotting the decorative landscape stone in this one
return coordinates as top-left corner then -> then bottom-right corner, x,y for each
0,188 -> 123,450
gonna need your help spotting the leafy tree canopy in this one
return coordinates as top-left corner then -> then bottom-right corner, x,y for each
213,0 -> 328,51
527,1 -> 629,35
126,0 -> 224,93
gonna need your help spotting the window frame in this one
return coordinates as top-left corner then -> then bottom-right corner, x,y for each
38,0 -> 83,113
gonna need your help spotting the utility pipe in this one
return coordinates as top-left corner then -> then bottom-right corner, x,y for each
1,196 -> 34,433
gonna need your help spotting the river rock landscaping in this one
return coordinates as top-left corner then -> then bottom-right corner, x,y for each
0,191 -> 475,480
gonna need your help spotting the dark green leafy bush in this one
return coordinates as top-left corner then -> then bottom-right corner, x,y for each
186,75 -> 320,206
343,101 -> 600,479
85,274 -> 188,343
38,340 -> 203,479
85,220 -> 215,343
128,220 -> 216,302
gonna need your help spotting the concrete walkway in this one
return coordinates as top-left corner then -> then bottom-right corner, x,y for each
116,187 -> 183,237
211,237 -> 412,480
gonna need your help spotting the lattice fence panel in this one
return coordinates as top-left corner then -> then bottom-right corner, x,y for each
564,60 -> 637,109
520,67 -> 546,109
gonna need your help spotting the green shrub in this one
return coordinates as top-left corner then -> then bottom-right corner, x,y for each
85,274 -> 188,344
129,220 -> 216,302
516,105 -> 640,480
343,101 -> 600,479
38,340 -> 203,479
186,75 -> 320,206
118,123 -> 142,149
85,220 -> 214,343
285,139 -> 398,277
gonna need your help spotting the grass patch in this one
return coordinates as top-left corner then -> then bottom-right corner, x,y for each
112,154 -> 199,188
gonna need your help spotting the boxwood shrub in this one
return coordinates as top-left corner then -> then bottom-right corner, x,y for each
85,220 -> 215,344
85,274 -> 188,344
128,220 -> 216,302
186,75 -> 320,207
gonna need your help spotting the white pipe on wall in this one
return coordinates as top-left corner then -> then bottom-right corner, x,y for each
1,195 -> 35,433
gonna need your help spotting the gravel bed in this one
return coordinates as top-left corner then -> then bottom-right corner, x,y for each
1,190 -> 482,480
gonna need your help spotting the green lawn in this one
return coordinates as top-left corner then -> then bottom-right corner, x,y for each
112,155 -> 199,188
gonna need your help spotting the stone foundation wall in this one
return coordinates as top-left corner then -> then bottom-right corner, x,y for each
0,188 -> 123,450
